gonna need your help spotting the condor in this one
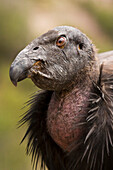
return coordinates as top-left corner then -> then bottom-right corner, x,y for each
10,26 -> 113,170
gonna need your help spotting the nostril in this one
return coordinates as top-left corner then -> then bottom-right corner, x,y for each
33,47 -> 39,51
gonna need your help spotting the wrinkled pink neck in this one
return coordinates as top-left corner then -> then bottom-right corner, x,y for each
47,82 -> 91,151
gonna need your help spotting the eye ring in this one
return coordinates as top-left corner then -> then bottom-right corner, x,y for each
56,36 -> 66,48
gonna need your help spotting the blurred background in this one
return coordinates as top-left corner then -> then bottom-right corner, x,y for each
0,0 -> 113,169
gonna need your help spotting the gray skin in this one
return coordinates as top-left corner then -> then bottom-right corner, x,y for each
9,26 -> 97,91
9,26 -> 98,151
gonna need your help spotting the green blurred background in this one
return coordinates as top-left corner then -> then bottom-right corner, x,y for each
0,0 -> 113,169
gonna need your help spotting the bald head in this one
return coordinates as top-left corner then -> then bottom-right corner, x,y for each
10,26 -> 95,90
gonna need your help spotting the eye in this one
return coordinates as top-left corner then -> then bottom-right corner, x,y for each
56,36 -> 66,48
77,43 -> 84,50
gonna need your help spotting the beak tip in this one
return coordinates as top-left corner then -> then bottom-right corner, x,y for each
12,80 -> 17,87
9,66 -> 18,87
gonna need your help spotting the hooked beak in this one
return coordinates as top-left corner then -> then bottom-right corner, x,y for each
9,59 -> 34,87
9,50 -> 37,86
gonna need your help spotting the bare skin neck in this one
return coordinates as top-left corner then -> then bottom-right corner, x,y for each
47,76 -> 93,151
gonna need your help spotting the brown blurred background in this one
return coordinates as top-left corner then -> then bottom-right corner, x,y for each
0,0 -> 113,169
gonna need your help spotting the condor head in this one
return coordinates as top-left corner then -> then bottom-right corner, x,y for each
9,26 -> 95,91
